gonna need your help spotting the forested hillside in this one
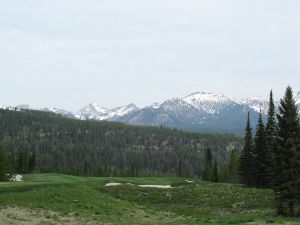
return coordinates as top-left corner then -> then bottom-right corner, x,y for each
0,109 -> 241,177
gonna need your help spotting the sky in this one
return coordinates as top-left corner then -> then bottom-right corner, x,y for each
0,0 -> 300,112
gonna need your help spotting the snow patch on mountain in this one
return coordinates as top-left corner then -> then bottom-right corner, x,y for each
76,103 -> 139,120
160,98 -> 193,111
182,92 -> 238,114
110,104 -> 139,117
77,103 -> 110,120
240,96 -> 270,114
145,102 -> 161,109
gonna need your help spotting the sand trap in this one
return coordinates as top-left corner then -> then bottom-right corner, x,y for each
104,182 -> 173,189
138,185 -> 173,189
104,182 -> 122,187
185,180 -> 195,183
15,175 -> 23,182
9,174 -> 23,182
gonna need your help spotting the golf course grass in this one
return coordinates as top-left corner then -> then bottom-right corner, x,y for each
0,173 -> 300,224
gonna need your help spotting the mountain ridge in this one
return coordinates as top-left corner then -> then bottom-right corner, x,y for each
2,91 -> 300,135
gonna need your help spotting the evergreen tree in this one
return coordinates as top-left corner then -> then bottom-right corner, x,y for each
0,147 -> 12,181
254,111 -> 268,188
6,154 -> 15,175
16,150 -> 29,174
228,148 -> 239,183
84,161 -> 89,176
31,152 -> 36,172
177,158 -> 183,177
239,112 -> 255,186
28,152 -> 36,173
265,90 -> 278,187
212,160 -> 219,183
219,167 -> 229,183
203,148 -> 213,181
274,86 -> 300,216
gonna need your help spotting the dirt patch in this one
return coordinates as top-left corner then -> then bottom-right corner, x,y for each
129,208 -> 185,225
0,206 -> 92,225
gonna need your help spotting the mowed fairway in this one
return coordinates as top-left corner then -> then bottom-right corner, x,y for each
0,174 -> 299,225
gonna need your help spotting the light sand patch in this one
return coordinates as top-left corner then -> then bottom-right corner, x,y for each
104,182 -> 122,187
185,180 -> 195,183
15,174 -> 23,182
9,174 -> 23,182
138,185 -> 173,189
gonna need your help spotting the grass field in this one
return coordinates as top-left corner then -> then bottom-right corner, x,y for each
0,174 -> 300,225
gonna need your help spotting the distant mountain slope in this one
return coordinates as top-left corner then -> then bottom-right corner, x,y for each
2,91 -> 299,135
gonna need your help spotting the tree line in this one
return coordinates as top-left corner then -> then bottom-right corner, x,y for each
239,86 -> 300,217
0,108 -> 241,180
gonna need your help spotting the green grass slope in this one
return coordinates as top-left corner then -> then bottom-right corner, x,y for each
0,173 -> 299,225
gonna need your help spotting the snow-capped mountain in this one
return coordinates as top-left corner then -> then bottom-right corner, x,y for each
110,104 -> 139,117
240,96 -> 270,114
182,92 -> 238,114
159,98 -> 207,123
2,91 -> 300,135
42,107 -> 75,118
0,104 -> 75,118
77,103 -> 110,120
118,98 -> 208,127
76,103 -> 139,120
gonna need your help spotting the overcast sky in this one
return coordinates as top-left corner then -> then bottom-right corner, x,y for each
0,0 -> 300,111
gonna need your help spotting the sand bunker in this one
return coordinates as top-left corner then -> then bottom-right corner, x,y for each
9,174 -> 23,182
185,180 -> 195,183
138,185 -> 172,189
104,182 -> 122,187
104,182 -> 173,189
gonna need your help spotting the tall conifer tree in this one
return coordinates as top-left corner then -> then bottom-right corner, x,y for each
203,148 -> 213,181
28,152 -> 36,173
0,147 -> 12,181
274,86 -> 300,216
265,90 -> 277,187
239,112 -> 255,186
254,111 -> 268,188
228,148 -> 239,183
212,160 -> 219,183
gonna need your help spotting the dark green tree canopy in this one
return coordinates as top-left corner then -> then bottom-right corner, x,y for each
0,109 -> 241,178
239,112 -> 255,186
274,86 -> 300,216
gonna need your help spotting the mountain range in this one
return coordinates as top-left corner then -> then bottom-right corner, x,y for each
2,91 -> 300,135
